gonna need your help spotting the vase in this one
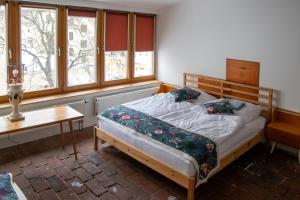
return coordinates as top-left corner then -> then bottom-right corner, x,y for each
7,83 -> 25,121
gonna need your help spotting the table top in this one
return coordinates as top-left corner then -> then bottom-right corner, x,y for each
0,106 -> 84,135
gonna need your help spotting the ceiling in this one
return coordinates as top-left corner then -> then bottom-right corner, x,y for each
29,0 -> 182,13
90,0 -> 183,11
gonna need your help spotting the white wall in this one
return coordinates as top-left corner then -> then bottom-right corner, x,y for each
157,0 -> 300,111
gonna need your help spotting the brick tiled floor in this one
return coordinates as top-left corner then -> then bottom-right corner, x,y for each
1,127 -> 300,200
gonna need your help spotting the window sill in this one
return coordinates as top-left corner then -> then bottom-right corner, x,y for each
0,80 -> 160,110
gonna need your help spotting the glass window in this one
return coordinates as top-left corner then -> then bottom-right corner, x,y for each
20,7 -> 58,92
67,10 -> 97,86
104,12 -> 128,81
104,51 -> 128,81
134,15 -> 155,78
134,51 -> 154,77
0,5 -> 7,95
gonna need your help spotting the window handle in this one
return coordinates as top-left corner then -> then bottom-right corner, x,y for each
8,49 -> 12,60
57,48 -> 61,57
97,46 -> 100,55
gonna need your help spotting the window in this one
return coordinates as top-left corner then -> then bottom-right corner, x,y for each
67,10 -> 97,86
0,4 -> 156,103
104,12 -> 128,82
134,15 -> 155,77
20,6 -> 58,92
0,5 -> 6,95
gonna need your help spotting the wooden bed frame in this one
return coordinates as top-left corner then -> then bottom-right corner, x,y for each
94,73 -> 273,200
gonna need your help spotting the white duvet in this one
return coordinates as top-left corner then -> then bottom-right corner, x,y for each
124,93 -> 243,146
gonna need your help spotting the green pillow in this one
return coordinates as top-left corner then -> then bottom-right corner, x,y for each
170,87 -> 201,102
204,100 -> 234,114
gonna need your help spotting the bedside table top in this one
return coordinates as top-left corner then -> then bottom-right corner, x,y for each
268,122 -> 300,136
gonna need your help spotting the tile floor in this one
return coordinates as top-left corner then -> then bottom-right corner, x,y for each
0,127 -> 299,200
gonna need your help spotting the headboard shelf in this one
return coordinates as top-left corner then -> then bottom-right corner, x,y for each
185,73 -> 270,92
183,73 -> 273,120
223,88 -> 269,99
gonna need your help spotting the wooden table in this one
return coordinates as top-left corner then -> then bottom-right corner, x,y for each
0,106 -> 84,160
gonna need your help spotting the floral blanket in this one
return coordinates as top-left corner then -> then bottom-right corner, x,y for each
100,105 -> 218,181
0,173 -> 18,200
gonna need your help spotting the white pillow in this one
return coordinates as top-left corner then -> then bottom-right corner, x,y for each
188,89 -> 217,105
234,102 -> 263,123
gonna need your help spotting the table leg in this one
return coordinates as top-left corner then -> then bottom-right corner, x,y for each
60,122 -> 64,149
80,119 -> 83,130
69,120 -> 78,160
94,126 -> 98,151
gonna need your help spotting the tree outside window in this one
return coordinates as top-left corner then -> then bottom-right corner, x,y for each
21,7 -> 58,92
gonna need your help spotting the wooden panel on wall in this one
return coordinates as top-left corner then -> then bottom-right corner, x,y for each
226,58 -> 260,101
226,58 -> 260,86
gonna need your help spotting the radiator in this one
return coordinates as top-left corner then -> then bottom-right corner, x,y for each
60,100 -> 88,116
95,87 -> 159,115
9,99 -> 88,130
58,100 -> 88,130
19,99 -> 87,114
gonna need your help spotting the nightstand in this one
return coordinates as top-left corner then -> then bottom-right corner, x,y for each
266,108 -> 300,164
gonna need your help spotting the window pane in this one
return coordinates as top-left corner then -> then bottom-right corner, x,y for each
105,51 -> 128,81
0,5 -> 7,95
104,12 -> 128,82
134,15 -> 154,78
134,51 -> 154,77
67,15 -> 96,86
21,7 -> 57,92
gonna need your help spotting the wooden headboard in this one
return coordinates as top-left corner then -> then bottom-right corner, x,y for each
183,73 -> 273,120
226,58 -> 260,101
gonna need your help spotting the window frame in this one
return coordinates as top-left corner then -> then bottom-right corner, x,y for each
101,10 -> 131,87
133,13 -> 156,81
0,2 -> 7,101
18,3 -> 62,98
64,8 -> 100,92
0,3 -> 156,104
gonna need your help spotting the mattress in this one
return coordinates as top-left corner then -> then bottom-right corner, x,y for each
98,115 -> 266,177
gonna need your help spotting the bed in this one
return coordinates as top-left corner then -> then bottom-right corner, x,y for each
94,72 -> 273,200
0,173 -> 27,200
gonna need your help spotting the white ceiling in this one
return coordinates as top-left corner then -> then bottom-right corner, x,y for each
29,0 -> 182,13
90,0 -> 183,11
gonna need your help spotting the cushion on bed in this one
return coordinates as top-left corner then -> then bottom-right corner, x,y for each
170,87 -> 201,102
188,89 -> 217,105
0,173 -> 19,200
204,100 -> 234,114
228,99 -> 245,110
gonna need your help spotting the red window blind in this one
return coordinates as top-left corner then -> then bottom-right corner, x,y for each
105,12 -> 128,51
68,9 -> 96,18
135,15 -> 155,52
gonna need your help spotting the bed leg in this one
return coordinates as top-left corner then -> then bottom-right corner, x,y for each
298,149 -> 300,165
94,126 -> 98,151
187,177 -> 196,200
270,141 -> 276,154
